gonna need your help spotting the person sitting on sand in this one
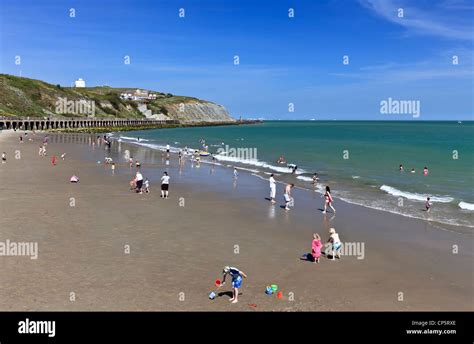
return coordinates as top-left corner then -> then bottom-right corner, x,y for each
326,228 -> 342,260
425,197 -> 432,212
221,266 -> 247,304
70,175 -> 79,183
284,183 -> 294,211
312,233 -> 322,264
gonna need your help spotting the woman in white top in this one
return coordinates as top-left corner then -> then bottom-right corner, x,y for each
269,174 -> 276,204
161,172 -> 170,198
135,171 -> 144,194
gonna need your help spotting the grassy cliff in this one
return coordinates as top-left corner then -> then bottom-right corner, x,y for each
0,74 -> 234,122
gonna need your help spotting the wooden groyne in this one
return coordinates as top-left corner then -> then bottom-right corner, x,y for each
0,118 -> 178,131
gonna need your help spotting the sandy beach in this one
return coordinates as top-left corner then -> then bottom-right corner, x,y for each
0,130 -> 472,311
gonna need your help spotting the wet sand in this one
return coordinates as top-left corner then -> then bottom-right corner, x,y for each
0,130 -> 472,311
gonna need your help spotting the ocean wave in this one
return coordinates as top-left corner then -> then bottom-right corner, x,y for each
296,176 -> 313,182
214,153 -> 306,174
380,185 -> 454,203
458,201 -> 474,210
119,135 -> 151,142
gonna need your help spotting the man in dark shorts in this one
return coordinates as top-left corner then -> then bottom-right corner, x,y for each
161,171 -> 170,198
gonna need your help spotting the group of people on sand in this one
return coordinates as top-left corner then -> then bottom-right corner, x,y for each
216,227 -> 343,304
269,173 -> 335,214
309,227 -> 342,264
129,162 -> 169,198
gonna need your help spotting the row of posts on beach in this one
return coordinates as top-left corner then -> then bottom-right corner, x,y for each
0,118 -> 178,131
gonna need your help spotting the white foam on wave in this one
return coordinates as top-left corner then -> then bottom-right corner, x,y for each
296,176 -> 313,182
380,185 -> 454,203
352,176 -> 360,179
458,201 -> 474,210
119,135 -> 151,142
214,153 -> 306,174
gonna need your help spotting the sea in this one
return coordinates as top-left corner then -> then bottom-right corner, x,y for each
110,121 -> 474,228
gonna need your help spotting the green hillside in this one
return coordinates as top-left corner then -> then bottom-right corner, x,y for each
0,74 -> 229,121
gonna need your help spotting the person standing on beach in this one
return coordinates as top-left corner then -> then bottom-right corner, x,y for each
284,183 -> 294,211
399,164 -> 404,172
326,228 -> 342,260
160,172 -> 170,198
423,166 -> 429,176
221,266 -> 247,304
425,197 -> 432,212
312,234 -> 322,264
135,170 -> 144,194
322,185 -> 336,214
233,167 -> 239,179
269,173 -> 276,204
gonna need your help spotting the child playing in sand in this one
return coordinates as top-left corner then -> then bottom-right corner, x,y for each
425,197 -> 432,212
220,266 -> 247,304
326,228 -> 342,260
144,178 -> 150,193
312,234 -> 322,264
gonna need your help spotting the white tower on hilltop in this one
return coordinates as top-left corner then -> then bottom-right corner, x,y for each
74,78 -> 85,87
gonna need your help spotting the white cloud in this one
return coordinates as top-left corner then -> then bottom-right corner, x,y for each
358,0 -> 473,40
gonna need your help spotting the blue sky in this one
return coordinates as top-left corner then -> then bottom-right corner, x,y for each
0,0 -> 473,119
